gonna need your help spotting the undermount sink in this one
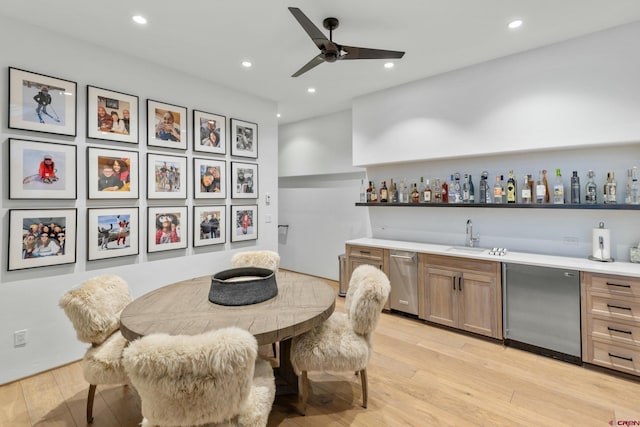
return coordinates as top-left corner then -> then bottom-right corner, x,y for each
446,246 -> 488,253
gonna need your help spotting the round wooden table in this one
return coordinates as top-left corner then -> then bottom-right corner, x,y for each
120,270 -> 336,394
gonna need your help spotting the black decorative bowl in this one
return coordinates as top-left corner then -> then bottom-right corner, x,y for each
209,267 -> 278,306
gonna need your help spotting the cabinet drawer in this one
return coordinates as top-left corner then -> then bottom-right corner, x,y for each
587,273 -> 640,298
347,245 -> 384,261
587,295 -> 640,323
587,337 -> 640,375
425,254 -> 498,275
590,318 -> 640,347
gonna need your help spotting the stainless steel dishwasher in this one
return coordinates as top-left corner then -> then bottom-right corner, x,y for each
389,250 -> 418,316
503,263 -> 581,363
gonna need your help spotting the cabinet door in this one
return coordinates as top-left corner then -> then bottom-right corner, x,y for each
425,267 -> 458,328
458,271 -> 498,338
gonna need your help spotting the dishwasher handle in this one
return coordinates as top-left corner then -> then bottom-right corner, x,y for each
390,253 -> 416,261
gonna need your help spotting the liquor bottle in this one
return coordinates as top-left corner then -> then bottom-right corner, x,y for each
479,171 -> 488,204
419,176 -> 425,202
401,179 -> 409,203
521,175 -> 532,204
366,181 -> 373,202
462,173 -> 470,203
434,178 -> 441,203
506,170 -> 517,203
527,174 -> 534,201
500,175 -> 507,204
448,174 -> 456,204
625,168 -> 633,204
441,178 -> 449,203
453,172 -> 462,203
423,179 -> 432,203
359,179 -> 366,203
468,175 -> 475,204
604,172 -> 617,204
585,170 -> 597,204
370,182 -> 378,203
535,170 -> 546,204
493,175 -> 503,204
411,183 -> 420,203
543,169 -> 550,203
379,181 -> 388,203
570,171 -> 581,204
553,169 -> 564,204
390,179 -> 398,203
631,166 -> 639,205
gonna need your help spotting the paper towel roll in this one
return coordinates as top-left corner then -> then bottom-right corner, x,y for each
592,227 -> 611,260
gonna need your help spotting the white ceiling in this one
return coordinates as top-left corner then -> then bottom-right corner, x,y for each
3,0 -> 640,124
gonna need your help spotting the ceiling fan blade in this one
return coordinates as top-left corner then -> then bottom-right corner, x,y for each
292,54 -> 326,77
339,45 -> 405,60
288,7 -> 330,50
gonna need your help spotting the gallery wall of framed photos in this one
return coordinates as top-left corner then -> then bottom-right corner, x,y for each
4,65 -> 268,271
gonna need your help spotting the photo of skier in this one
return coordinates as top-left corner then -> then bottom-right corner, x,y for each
22,79 -> 66,126
21,148 -> 66,189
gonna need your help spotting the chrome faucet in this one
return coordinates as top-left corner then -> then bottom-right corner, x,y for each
466,219 -> 480,247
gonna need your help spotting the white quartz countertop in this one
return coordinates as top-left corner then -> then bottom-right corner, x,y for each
346,238 -> 640,278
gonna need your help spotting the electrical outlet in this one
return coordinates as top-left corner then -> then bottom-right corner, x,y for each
14,329 -> 27,347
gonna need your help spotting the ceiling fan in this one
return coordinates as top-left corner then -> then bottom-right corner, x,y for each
288,7 -> 405,77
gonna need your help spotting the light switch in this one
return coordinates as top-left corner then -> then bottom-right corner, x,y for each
265,214 -> 272,223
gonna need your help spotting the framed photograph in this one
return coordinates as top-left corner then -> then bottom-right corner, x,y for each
231,162 -> 258,199
9,138 -> 77,199
88,207 -> 139,261
8,208 -> 77,271
194,157 -> 226,199
230,118 -> 258,158
8,67 -> 77,136
230,205 -> 258,242
87,147 -> 139,199
147,153 -> 187,199
193,110 -> 226,154
148,206 -> 188,252
87,86 -> 139,144
193,205 -> 226,247
147,99 -> 187,150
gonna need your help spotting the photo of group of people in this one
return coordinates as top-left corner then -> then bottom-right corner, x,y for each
21,217 -> 67,259
97,156 -> 131,192
96,102 -> 130,135
87,86 -> 138,144
96,214 -> 131,250
154,160 -> 181,192
87,208 -> 139,261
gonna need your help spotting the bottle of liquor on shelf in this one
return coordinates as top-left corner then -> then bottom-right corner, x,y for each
521,174 -> 532,204
604,172 -> 617,204
390,179 -> 398,203
535,170 -> 546,204
585,170 -> 597,204
462,173 -> 470,203
434,178 -> 441,203
359,179 -> 366,203
506,170 -> 517,203
370,182 -> 378,202
366,181 -> 373,202
468,175 -> 475,204
401,179 -> 410,203
419,176 -> 425,202
570,171 -> 581,204
543,169 -> 550,203
411,183 -> 420,203
500,175 -> 507,203
453,172 -> 462,203
527,174 -> 534,201
631,166 -> 639,205
441,178 -> 449,203
423,179 -> 432,203
479,171 -> 489,204
379,181 -> 388,203
553,169 -> 565,204
625,168 -> 633,204
493,175 -> 503,204
447,174 -> 456,203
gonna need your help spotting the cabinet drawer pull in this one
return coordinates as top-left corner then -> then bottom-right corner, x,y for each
452,276 -> 456,291
607,304 -> 632,311
458,276 -> 463,291
608,352 -> 634,362
607,326 -> 633,335
359,250 -> 371,255
606,282 -> 631,288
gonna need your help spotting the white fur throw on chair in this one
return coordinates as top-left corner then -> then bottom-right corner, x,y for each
290,264 -> 390,413
123,327 -> 275,427
231,250 -> 280,271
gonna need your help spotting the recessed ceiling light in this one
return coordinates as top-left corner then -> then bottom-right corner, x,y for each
132,15 -> 147,25
508,19 -> 523,29
307,87 -> 316,93
242,61 -> 252,68
384,62 -> 394,69
276,113 -> 281,118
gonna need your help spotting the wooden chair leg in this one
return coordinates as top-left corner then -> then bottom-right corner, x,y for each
272,342 -> 277,358
359,369 -> 368,408
298,371 -> 309,416
87,384 -> 97,423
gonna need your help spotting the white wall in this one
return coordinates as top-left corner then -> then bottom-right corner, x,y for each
353,22 -> 640,165
0,17 -> 278,384
278,111 -> 369,280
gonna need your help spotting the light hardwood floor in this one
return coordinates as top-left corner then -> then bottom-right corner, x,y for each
1,270 -> 639,426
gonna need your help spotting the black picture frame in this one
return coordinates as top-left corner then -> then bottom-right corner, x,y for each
230,118 -> 258,158
87,85 -> 139,144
